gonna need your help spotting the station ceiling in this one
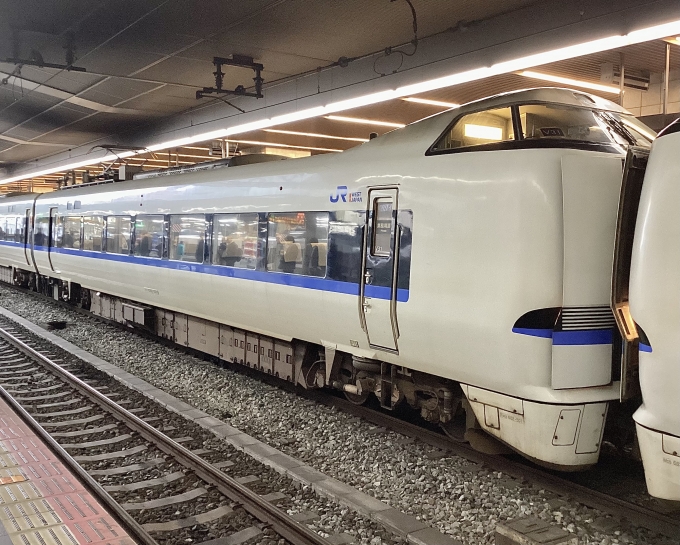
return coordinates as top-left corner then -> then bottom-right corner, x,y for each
0,0 -> 678,192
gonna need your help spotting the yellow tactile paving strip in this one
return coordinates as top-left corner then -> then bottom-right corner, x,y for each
0,396 -> 135,545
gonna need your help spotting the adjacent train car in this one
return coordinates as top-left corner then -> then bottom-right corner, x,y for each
616,118 -> 680,501
0,88 -> 656,472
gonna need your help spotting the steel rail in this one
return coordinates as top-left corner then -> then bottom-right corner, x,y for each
307,391 -> 680,542
0,384 -> 157,545
0,325 -> 333,545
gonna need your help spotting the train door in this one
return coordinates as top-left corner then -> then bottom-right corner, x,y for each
360,187 -> 400,352
23,209 -> 31,267
28,198 -> 40,274
48,207 -> 58,272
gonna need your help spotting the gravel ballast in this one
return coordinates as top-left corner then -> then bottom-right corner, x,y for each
1,289 -> 675,545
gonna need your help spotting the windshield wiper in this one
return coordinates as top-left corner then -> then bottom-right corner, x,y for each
599,112 -> 638,146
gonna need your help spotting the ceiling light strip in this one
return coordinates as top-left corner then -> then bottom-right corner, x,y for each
263,129 -> 369,142
518,70 -> 621,93
324,116 -> 405,128
4,18 -> 680,185
402,97 -> 461,108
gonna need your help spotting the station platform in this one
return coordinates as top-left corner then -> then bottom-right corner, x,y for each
0,394 -> 135,545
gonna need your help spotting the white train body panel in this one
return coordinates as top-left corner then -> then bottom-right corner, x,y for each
0,88 -> 650,470
0,196 -> 35,280
629,123 -> 680,500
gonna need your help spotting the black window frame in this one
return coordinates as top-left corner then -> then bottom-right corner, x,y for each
104,215 -> 133,255
425,101 -> 626,156
265,211 -> 330,277
34,215 -> 50,248
211,212 -> 261,269
58,215 -> 83,250
82,215 -> 105,252
168,214 -> 207,263
132,214 -> 166,259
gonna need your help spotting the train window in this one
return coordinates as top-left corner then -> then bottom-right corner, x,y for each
134,215 -> 164,258
4,217 -> 16,243
105,216 -> 131,254
82,216 -> 104,251
169,215 -> 206,262
59,217 -> 82,249
34,216 -> 49,247
212,213 -> 258,269
371,199 -> 393,257
433,107 -> 514,151
267,212 -> 329,276
14,217 -> 24,243
518,104 -> 654,147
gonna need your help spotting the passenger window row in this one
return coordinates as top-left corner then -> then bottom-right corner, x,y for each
49,212 -> 329,277
0,215 -> 29,244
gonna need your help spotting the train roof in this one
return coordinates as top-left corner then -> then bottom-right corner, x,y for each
0,88 -> 635,204
453,87 -> 627,115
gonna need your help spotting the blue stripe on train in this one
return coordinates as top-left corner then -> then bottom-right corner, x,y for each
6,242 -> 409,302
639,343 -> 652,353
512,327 -> 613,345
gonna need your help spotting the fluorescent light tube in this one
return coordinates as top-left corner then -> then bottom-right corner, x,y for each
402,97 -> 461,108
519,71 -> 621,94
325,116 -> 405,128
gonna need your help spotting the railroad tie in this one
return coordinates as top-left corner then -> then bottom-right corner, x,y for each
6,383 -> 65,395
194,527 -> 263,545
141,504 -> 234,532
35,398 -> 82,409
89,458 -> 165,476
104,470 -> 185,492
51,424 -> 118,438
122,487 -> 207,510
15,391 -> 71,402
73,444 -> 146,462
39,414 -> 105,428
32,405 -> 94,418
60,434 -> 132,450
0,361 -> 35,369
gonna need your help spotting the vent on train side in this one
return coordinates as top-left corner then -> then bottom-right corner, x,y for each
557,306 -> 616,330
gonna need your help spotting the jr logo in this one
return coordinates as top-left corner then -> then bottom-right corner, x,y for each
330,186 -> 362,203
330,185 -> 348,203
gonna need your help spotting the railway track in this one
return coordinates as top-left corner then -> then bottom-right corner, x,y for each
2,284 -> 679,543
305,390 -> 680,542
0,323 -> 333,545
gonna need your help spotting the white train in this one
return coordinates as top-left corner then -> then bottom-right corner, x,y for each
0,88 -> 656,474
614,117 -> 680,501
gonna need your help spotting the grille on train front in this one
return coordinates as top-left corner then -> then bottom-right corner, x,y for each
557,306 -> 616,331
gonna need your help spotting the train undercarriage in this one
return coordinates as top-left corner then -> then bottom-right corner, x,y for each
3,266 -> 635,469
4,267 -> 492,442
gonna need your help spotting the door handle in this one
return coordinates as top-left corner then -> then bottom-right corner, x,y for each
364,270 -> 372,284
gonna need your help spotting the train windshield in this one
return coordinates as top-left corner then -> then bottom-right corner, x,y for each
518,103 -> 655,149
432,102 -> 655,153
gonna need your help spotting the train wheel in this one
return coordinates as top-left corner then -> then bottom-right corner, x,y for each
344,390 -> 370,405
440,418 -> 466,442
340,368 -> 370,405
